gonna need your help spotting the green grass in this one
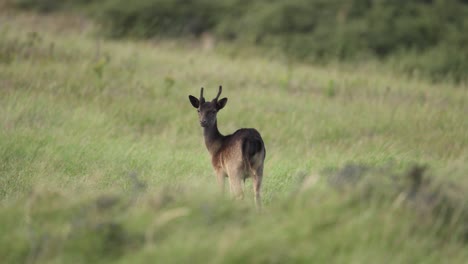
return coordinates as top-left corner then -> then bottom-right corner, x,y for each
1,10 -> 467,263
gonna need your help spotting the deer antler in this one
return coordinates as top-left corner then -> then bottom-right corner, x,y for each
214,85 -> 222,102
200,87 -> 205,104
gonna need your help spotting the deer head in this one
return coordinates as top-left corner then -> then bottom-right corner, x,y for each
188,86 -> 228,127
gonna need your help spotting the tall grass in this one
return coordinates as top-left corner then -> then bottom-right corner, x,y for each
1,10 -> 467,263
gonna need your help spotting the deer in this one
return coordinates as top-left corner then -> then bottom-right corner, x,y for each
188,86 -> 266,209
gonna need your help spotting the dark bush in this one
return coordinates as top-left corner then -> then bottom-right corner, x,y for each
96,0 -> 233,38
13,0 -> 95,13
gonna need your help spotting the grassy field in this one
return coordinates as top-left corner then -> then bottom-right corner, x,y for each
1,9 -> 468,263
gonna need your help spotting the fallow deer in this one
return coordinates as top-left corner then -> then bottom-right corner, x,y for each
188,86 -> 266,209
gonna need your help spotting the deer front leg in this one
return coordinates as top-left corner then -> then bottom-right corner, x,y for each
215,169 -> 226,195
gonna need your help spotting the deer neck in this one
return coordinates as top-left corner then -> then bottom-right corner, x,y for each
203,121 -> 224,155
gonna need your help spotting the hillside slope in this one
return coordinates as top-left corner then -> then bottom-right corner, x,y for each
1,11 -> 467,263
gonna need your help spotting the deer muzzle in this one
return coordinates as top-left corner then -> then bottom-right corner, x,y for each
200,120 -> 209,127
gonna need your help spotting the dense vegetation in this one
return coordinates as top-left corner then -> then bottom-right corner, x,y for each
1,6 -> 468,262
11,0 -> 468,83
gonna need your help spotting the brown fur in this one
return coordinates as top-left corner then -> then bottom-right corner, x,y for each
188,86 -> 266,209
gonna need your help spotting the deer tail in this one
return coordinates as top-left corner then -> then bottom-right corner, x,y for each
242,137 -> 264,169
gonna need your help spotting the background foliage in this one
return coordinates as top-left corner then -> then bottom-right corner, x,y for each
13,0 -> 468,82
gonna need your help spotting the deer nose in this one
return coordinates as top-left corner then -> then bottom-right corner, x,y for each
200,120 -> 208,127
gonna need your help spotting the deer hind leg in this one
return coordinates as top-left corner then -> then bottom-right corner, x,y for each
252,165 -> 263,210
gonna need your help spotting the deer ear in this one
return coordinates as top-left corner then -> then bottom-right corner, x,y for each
188,95 -> 199,108
217,97 -> 228,110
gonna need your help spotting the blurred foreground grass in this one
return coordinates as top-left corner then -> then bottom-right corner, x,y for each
1,10 -> 467,263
